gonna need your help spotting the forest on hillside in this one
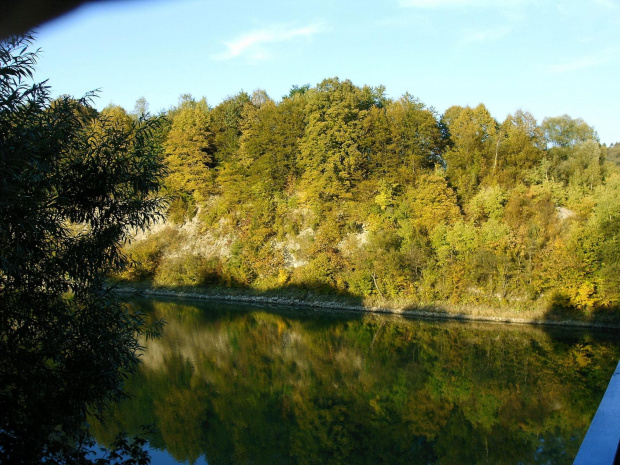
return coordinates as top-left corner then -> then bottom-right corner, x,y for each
112,78 -> 620,316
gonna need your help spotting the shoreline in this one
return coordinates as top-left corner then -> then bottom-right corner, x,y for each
112,284 -> 620,330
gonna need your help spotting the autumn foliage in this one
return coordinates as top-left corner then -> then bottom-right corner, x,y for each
121,78 -> 620,317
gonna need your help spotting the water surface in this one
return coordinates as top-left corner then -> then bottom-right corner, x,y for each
92,298 -> 620,464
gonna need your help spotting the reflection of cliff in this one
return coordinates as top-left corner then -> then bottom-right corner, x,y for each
93,299 -> 620,465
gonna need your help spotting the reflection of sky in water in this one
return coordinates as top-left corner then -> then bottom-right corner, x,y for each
92,443 -> 209,465
148,445 -> 209,465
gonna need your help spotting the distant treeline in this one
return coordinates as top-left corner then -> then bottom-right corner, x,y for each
111,78 -> 620,314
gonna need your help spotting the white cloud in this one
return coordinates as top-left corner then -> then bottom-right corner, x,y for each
213,23 -> 324,61
549,48 -> 617,73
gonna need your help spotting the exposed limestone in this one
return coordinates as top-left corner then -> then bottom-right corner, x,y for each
556,206 -> 576,221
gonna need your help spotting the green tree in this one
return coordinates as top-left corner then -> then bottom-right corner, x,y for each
208,91 -> 251,214
100,104 -> 135,131
298,78 -> 382,203
542,114 -> 598,148
385,93 -> 444,182
566,140 -> 605,192
240,90 -> 305,196
210,91 -> 250,164
541,115 -> 599,186
132,96 -> 149,119
496,110 -> 543,186
0,34 -> 165,463
397,172 -> 462,235
606,142 -> 620,165
164,95 -> 214,204
442,104 -> 499,202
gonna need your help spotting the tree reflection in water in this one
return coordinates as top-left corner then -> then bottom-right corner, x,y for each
91,298 -> 620,465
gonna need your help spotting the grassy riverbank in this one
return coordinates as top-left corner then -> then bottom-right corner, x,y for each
112,281 -> 620,329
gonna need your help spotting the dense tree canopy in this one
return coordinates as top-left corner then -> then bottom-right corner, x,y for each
119,76 -> 620,321
0,34 -> 165,463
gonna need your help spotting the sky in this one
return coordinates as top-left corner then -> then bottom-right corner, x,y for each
31,0 -> 620,144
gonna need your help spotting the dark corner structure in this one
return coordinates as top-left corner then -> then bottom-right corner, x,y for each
573,361 -> 620,465
0,0 -> 117,39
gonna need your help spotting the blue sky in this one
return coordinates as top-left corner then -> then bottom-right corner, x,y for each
33,0 -> 620,144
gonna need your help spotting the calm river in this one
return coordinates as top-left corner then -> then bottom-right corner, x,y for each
91,297 -> 620,464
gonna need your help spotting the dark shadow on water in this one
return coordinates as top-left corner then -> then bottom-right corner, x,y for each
120,281 -> 370,324
541,290 -> 620,330
118,280 -> 620,332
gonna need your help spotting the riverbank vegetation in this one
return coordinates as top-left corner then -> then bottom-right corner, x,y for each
115,79 -> 620,323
